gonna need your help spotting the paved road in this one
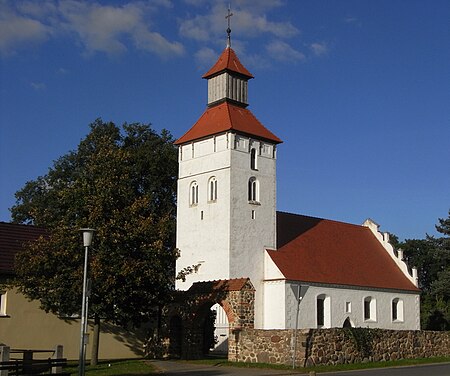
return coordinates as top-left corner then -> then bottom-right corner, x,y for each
151,360 -> 450,376
319,362 -> 450,376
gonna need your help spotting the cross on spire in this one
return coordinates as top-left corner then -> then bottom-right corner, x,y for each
225,5 -> 233,48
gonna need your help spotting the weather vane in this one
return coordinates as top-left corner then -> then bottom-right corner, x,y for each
225,4 -> 233,47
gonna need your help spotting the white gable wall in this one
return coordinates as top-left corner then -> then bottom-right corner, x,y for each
263,252 -> 285,328
285,282 -> 420,330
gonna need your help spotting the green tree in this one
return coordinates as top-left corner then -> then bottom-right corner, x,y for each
10,119 -> 178,363
398,210 -> 450,330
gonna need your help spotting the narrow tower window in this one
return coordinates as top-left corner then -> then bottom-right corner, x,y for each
248,177 -> 259,202
208,177 -> 217,202
250,148 -> 257,170
190,181 -> 198,206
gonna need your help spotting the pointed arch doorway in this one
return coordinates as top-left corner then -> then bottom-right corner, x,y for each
343,317 -> 354,328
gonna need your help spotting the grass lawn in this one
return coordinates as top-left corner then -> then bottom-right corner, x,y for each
65,359 -> 155,375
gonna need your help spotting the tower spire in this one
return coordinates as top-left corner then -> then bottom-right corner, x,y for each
225,5 -> 233,48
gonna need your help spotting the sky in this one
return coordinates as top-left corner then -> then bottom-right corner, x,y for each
0,0 -> 449,240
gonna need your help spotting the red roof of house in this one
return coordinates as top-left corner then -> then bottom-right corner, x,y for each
269,212 -> 419,292
174,101 -> 282,145
202,47 -> 254,79
0,222 -> 47,275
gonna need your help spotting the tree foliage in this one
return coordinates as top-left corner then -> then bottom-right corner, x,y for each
11,119 -> 178,327
398,210 -> 450,330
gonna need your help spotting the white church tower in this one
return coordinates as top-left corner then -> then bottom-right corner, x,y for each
175,30 -> 282,327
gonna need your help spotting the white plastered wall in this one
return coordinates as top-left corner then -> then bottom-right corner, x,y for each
228,134 -> 277,328
176,134 -> 232,289
262,251 -> 285,328
285,282 -> 420,330
176,132 -> 278,330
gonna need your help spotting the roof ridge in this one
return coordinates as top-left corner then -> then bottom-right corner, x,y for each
0,221 -> 46,230
277,211 -> 366,230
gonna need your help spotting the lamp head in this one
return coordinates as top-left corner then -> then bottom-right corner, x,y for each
80,228 -> 95,247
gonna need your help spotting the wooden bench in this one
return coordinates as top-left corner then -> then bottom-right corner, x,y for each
0,347 -> 70,376
0,358 -> 69,375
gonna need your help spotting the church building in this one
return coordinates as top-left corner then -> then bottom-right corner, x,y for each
174,30 -> 420,342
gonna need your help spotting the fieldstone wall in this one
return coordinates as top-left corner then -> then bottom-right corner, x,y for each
231,329 -> 307,365
233,328 -> 450,366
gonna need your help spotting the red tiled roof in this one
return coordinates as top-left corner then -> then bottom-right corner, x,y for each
188,278 -> 253,294
0,222 -> 47,275
202,47 -> 253,79
269,212 -> 419,292
175,102 -> 282,145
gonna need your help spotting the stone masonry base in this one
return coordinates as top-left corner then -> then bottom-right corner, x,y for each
231,328 -> 450,366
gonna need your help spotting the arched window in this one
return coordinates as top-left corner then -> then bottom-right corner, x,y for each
316,294 -> 331,328
190,181 -> 198,206
250,148 -> 257,170
248,177 -> 259,202
208,177 -> 217,202
392,298 -> 404,322
363,296 -> 376,321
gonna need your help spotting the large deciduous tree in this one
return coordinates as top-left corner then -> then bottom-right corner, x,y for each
399,210 -> 450,330
10,119 -> 178,362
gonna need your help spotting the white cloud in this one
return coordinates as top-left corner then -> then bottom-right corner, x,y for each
194,47 -> 218,68
310,42 -> 328,57
179,2 -> 299,42
180,1 -> 301,68
30,82 -> 46,90
0,3 -> 50,56
0,0 -> 184,58
132,24 -> 184,58
234,9 -> 299,39
344,16 -> 358,24
266,40 -> 305,62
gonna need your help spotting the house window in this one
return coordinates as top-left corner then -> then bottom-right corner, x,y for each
345,301 -> 351,313
392,298 -> 404,322
316,294 -> 331,328
250,148 -> 257,170
208,177 -> 217,202
0,292 -> 7,316
363,296 -> 376,321
190,181 -> 198,206
248,177 -> 259,202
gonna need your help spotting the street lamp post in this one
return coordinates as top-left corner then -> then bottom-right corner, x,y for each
292,284 -> 302,369
79,228 -> 95,376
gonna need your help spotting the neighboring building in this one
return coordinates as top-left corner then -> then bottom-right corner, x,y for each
174,37 -> 420,347
0,221 -> 146,359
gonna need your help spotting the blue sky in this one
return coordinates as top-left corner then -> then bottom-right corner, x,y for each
0,0 -> 449,240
